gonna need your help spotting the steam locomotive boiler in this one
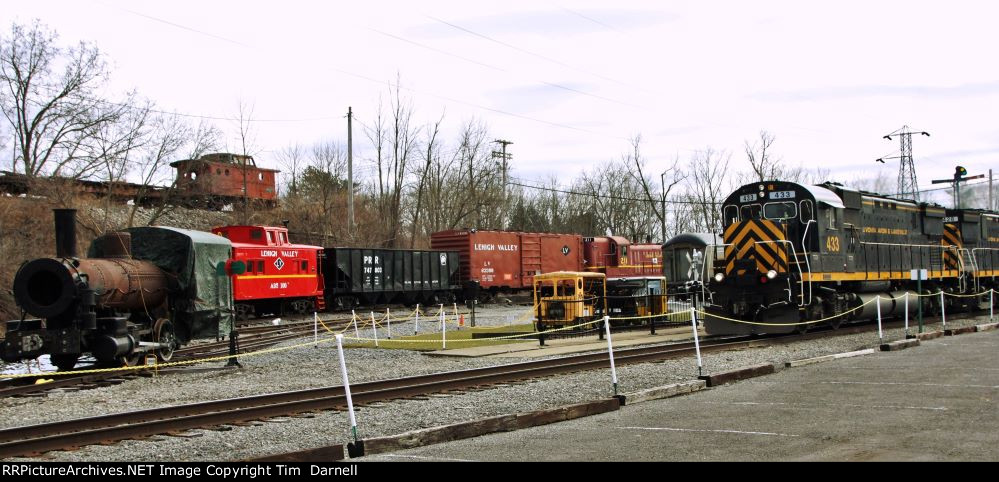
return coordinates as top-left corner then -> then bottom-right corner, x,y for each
2,209 -> 234,370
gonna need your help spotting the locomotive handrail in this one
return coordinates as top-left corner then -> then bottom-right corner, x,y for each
754,239 -> 807,307
799,219 -> 816,306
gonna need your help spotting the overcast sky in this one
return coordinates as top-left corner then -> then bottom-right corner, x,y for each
5,0 -> 998,202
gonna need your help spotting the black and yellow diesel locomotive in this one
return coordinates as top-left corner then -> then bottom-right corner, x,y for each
703,181 -> 999,335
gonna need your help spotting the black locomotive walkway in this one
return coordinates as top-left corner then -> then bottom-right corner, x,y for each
361,325 -> 999,461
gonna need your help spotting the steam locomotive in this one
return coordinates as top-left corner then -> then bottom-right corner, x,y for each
1,209 -> 233,370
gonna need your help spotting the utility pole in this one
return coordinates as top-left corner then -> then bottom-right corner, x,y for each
878,126 -> 930,201
492,139 -> 513,226
347,107 -> 354,235
659,171 -> 668,244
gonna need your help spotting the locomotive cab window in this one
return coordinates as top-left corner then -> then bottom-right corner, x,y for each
741,204 -> 762,220
301,260 -> 308,271
724,205 -> 739,225
557,280 -> 576,296
257,260 -> 264,273
763,202 -> 796,220
251,229 -> 263,240
799,200 -> 814,223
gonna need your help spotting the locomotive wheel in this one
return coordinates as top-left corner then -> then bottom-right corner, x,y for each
50,353 -> 80,371
154,318 -> 177,362
235,304 -> 253,321
118,353 -> 142,367
794,323 -> 809,334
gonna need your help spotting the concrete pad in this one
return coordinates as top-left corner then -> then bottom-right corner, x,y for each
879,338 -> 920,351
976,322 -> 999,332
618,380 -> 707,406
785,348 -> 875,368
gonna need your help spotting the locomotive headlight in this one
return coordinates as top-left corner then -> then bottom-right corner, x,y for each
766,269 -> 777,280
714,272 -> 725,283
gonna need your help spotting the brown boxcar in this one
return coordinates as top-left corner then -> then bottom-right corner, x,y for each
170,153 -> 279,209
430,229 -> 583,291
583,236 -> 662,277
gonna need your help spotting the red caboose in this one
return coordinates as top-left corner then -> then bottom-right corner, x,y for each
583,236 -> 663,277
212,225 -> 324,319
172,153 -> 279,209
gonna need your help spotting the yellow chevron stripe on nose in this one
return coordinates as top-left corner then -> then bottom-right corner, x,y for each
723,220 -> 788,276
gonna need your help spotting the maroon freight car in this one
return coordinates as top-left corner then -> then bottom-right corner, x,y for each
171,153 -> 279,209
430,229 -> 583,294
583,236 -> 663,277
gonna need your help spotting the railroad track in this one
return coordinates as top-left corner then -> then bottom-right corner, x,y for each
0,316 -> 955,459
0,319 -> 358,399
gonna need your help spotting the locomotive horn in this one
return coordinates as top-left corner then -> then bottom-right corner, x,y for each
54,208 -> 77,258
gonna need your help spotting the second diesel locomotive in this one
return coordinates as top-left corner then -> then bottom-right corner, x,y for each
703,180 -> 999,335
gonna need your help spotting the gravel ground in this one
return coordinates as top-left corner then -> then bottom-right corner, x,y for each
1,306 -> 993,462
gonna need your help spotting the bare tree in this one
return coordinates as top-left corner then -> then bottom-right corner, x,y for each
130,112 -> 195,227
186,119 -> 222,159
686,147 -> 731,233
365,77 -> 422,247
276,142 -> 305,197
408,111 -> 444,248
622,134 -> 685,242
744,130 -> 781,183
0,20 -> 130,178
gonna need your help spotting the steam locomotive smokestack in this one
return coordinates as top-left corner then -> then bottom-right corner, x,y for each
54,208 -> 77,258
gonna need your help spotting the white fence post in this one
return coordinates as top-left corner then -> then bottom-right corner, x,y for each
940,291 -> 946,328
370,311 -> 379,347
903,293 -> 909,336
414,304 -> 420,335
876,295 -> 883,343
386,308 -> 392,339
440,308 -> 447,350
603,316 -> 618,396
991,290 -> 995,322
352,310 -> 359,340
334,334 -> 359,444
314,312 -> 319,348
689,306 -> 703,377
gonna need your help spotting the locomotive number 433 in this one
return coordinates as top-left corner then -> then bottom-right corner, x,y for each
825,236 -> 841,252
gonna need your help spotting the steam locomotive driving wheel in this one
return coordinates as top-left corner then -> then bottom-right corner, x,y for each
154,318 -> 177,361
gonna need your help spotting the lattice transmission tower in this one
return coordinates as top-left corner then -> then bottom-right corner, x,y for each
878,126 -> 929,201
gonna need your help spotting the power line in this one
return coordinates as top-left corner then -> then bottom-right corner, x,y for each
507,178 -> 721,206
426,15 -> 644,93
93,1 -> 254,49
